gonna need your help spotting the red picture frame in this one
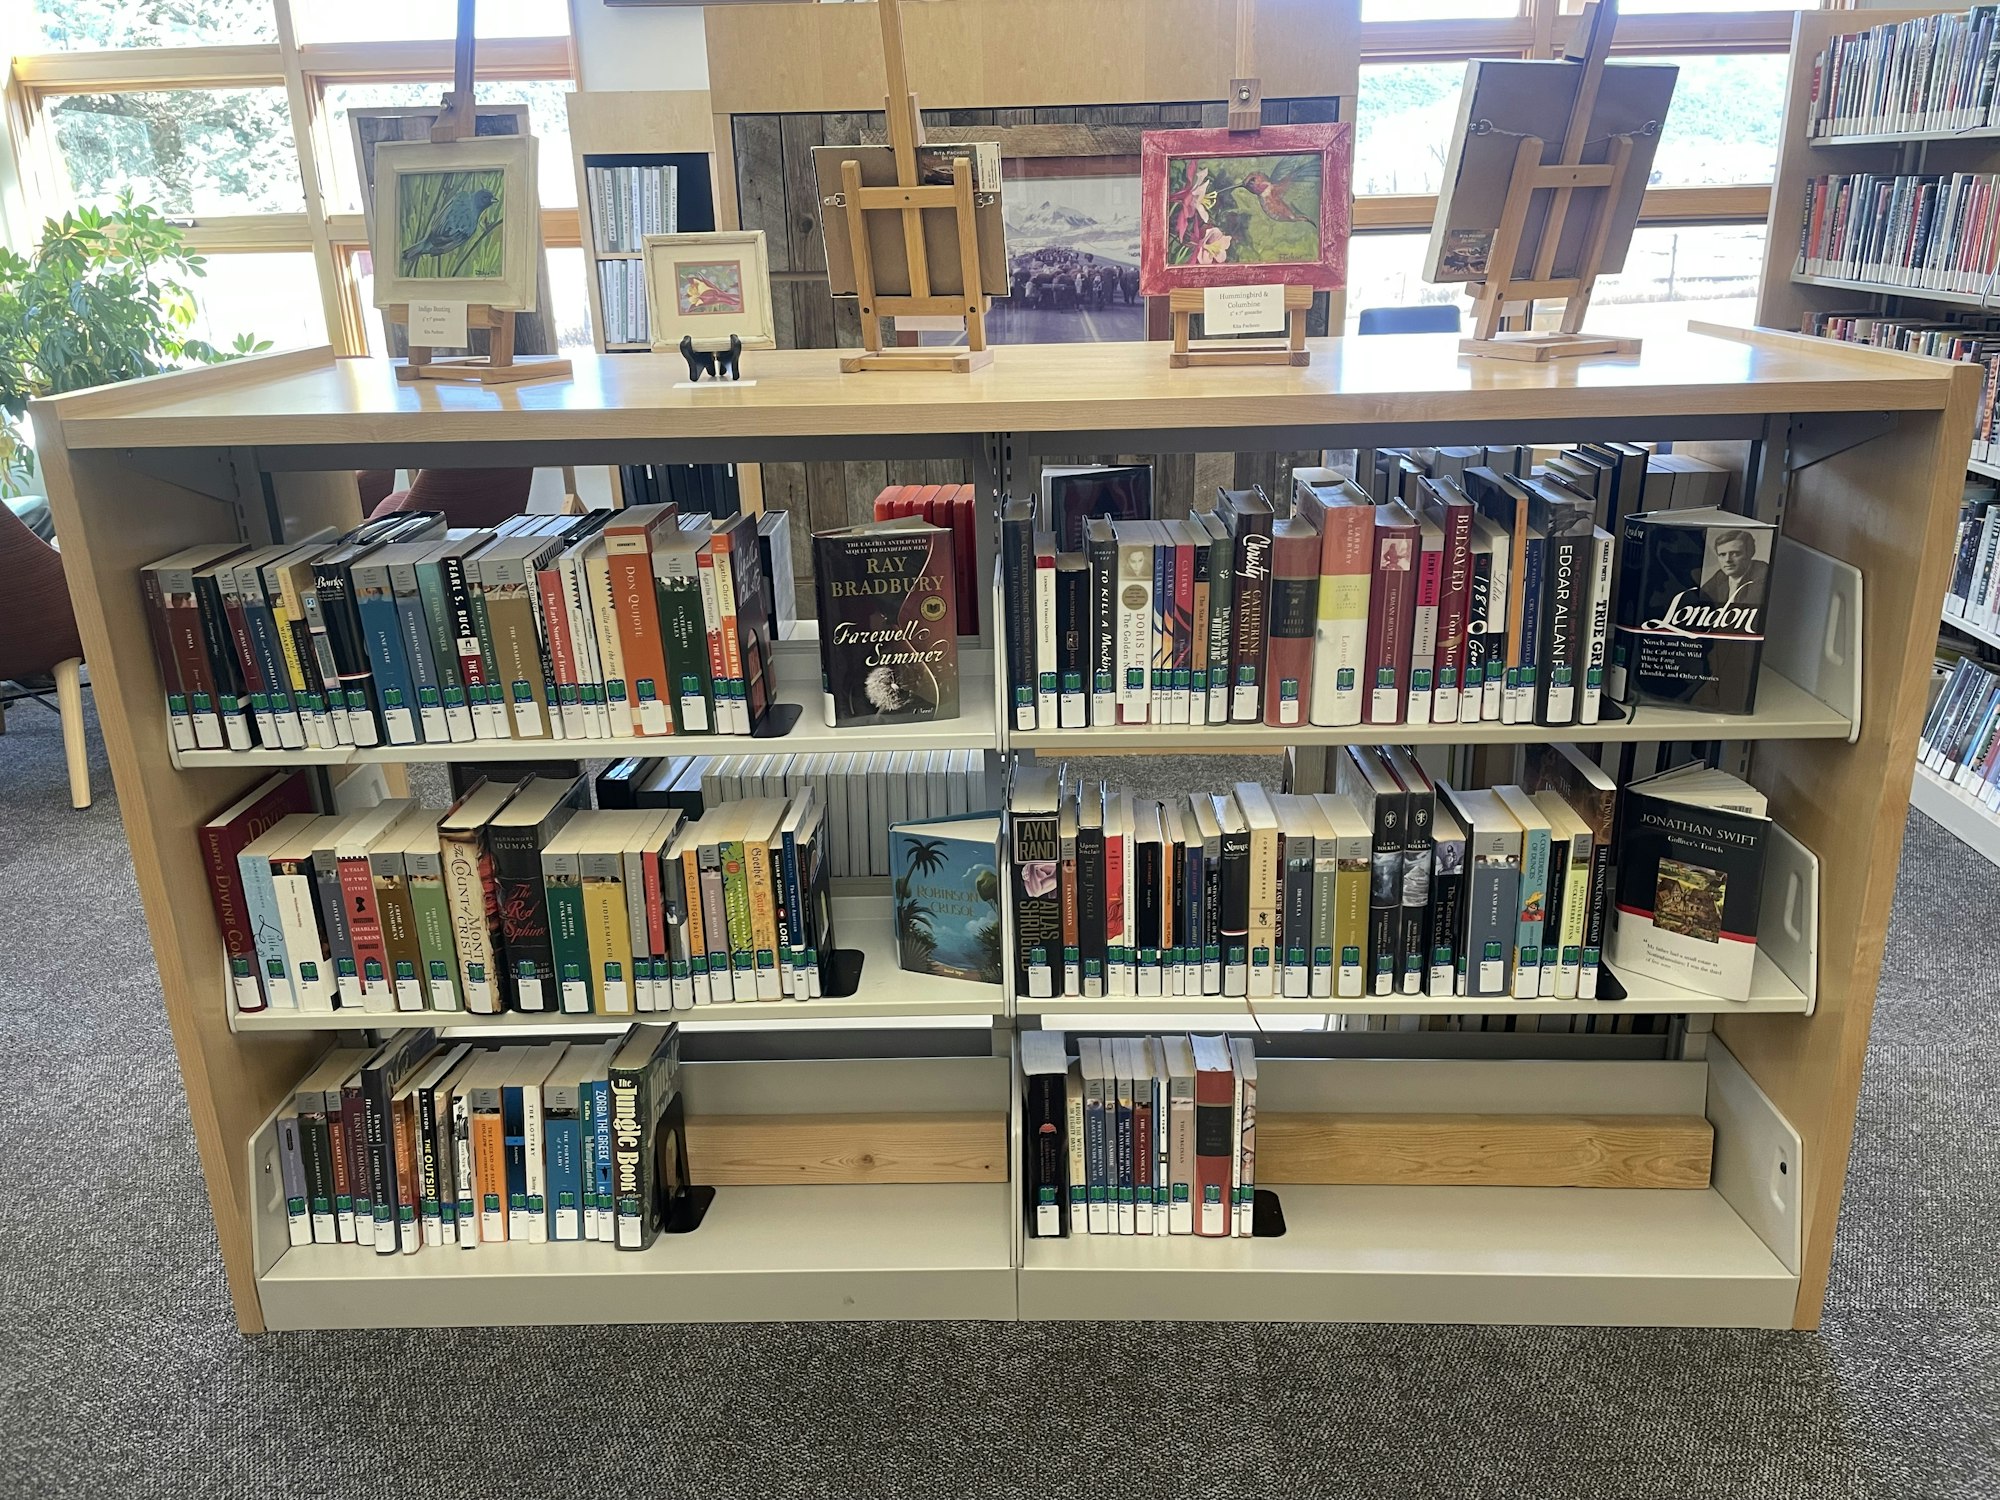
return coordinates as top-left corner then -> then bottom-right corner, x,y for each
1137,123 -> 1352,297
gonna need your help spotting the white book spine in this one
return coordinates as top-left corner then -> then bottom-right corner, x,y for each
1065,1069 -> 1087,1236
524,1084 -> 548,1244
1579,529 -> 1614,725
273,870 -> 336,1012
1115,544 -> 1152,724
1035,557 -> 1058,728
451,1092 -> 477,1248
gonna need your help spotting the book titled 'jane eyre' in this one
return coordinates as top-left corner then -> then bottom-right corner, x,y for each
813,520 -> 960,728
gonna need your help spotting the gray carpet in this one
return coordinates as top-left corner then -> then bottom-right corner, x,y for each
3,691 -> 1997,1500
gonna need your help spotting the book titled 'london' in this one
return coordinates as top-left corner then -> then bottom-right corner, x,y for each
891,813 -> 1005,984
812,520 -> 960,728
1611,507 -> 1774,714
1608,764 -> 1770,1002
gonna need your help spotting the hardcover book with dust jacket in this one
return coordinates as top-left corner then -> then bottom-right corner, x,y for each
813,521 -> 960,728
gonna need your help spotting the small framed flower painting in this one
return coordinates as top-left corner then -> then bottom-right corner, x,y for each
1137,123 -> 1351,296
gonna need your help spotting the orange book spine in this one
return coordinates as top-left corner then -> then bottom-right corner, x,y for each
474,1108 -> 509,1243
609,547 -> 674,736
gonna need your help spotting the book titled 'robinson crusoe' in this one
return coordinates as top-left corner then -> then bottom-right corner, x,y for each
892,813 -> 1005,984
812,520 -> 960,728
1611,507 -> 1775,714
1609,764 -> 1770,1002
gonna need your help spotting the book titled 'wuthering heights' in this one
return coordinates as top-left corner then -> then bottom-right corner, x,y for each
812,520 -> 960,728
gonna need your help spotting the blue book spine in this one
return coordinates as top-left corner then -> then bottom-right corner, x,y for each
502,1084 -> 528,1236
354,573 -> 419,744
243,596 -> 295,727
393,587 -> 446,742
1513,532 -> 1545,724
546,1115 -> 583,1241
590,1077 -> 614,1241
1151,541 -> 1171,706
236,848 -> 293,1009
1515,823 -> 1550,999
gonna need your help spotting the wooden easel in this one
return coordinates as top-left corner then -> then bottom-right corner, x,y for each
387,0 -> 571,385
1459,0 -> 1641,362
838,0 -> 992,374
1168,0 -> 1311,370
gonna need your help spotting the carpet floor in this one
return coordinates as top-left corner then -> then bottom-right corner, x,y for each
2,693 -> 1996,1500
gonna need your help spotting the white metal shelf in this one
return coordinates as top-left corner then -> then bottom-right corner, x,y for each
258,1184 -> 1018,1329
1969,457 -> 2000,483
229,895 -> 1001,1033
1792,270 -> 1995,308
1010,668 -> 1847,753
1941,606 -> 2000,651
1016,1184 -> 1796,1326
1807,126 -> 2000,147
1910,762 -> 2000,870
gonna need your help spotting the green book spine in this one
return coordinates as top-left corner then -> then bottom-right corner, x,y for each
466,563 -> 504,722
542,850 -> 594,1012
406,851 -> 462,1010
657,572 -> 713,734
415,557 -> 467,710
721,837 -> 756,987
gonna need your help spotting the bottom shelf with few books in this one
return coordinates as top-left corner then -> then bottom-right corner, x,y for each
1909,762 -> 2000,870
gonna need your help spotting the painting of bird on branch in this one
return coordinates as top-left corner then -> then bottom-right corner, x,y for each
396,169 -> 507,281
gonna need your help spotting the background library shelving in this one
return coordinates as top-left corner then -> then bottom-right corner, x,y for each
1761,5 -> 2000,871
33,328 -> 1970,1336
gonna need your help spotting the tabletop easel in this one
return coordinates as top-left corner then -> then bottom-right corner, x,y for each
1459,0 -> 1640,363
837,0 -> 991,374
1168,0 -> 1310,369
386,0 -> 571,385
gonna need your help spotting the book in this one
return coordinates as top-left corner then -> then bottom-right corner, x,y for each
1221,487 -> 1274,722
1021,1030 -> 1070,1239
812,520 -> 960,728
608,1023 -> 685,1251
1612,508 -> 1775,714
890,813 -> 1004,985
200,772 -> 316,1013
1190,1033 -> 1235,1238
1609,764 -> 1771,1001
1263,516 -> 1319,728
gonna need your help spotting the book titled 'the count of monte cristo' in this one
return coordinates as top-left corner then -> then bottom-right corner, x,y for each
812,520 -> 960,729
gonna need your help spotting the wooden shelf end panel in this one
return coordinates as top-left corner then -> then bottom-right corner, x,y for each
1258,1112 -> 1714,1190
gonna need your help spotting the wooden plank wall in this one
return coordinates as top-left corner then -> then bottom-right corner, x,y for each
735,98 -> 1339,618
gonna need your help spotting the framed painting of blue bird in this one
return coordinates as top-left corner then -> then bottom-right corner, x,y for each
370,134 -> 540,315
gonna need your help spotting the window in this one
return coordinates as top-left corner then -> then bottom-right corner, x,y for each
1343,232 -> 1470,334
27,0 -> 275,51
186,252 -> 328,350
50,89 -> 307,215
292,0 -> 570,42
1578,222 -> 1763,334
1362,0 -> 1519,19
1644,53 -> 1787,187
1355,62 -> 1470,198
321,79 -> 578,213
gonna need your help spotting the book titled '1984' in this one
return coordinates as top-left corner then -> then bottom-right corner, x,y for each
812,520 -> 960,728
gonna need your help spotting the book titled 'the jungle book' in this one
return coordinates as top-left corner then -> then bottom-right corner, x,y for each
1608,763 -> 1770,1002
891,813 -> 1005,985
812,520 -> 960,729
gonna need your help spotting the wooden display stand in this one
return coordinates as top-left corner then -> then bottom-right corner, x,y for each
388,0 -> 571,386
1459,0 -> 1643,363
1169,286 -> 1312,368
837,0 -> 992,374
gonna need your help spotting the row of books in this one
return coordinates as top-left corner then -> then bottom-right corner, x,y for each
1006,746 -> 1776,1005
206,770 -> 837,1017
1805,312 -> 2000,463
1946,477 -> 2000,633
604,748 -> 996,880
141,503 -> 780,756
598,259 -> 652,347
616,462 -> 745,520
871,481 -> 982,633
1920,654 -> 2000,809
1805,9 -> 2000,140
1796,171 -> 2000,294
998,445 -> 1772,737
587,162 -> 678,254
275,1026 -> 685,1257
1020,1032 -> 1256,1240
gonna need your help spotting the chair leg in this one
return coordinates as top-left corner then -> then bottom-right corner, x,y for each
53,658 -> 90,809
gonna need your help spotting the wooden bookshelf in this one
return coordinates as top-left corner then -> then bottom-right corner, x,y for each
31,326 -> 1974,1334
565,90 -> 718,356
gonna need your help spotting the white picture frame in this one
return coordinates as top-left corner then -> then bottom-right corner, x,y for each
643,230 -> 777,352
369,134 -> 540,313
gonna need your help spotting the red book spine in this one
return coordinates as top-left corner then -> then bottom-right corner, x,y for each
696,544 -> 730,713
1133,1090 -> 1154,1221
339,854 -> 391,998
1194,1058 -> 1234,1238
1105,827 -> 1126,981
1173,532 -> 1195,695
1263,519 -> 1318,728
200,774 -> 313,1012
534,567 -> 578,724
1435,503 -> 1473,718
642,848 -> 668,994
951,487 -> 979,633
1364,506 -> 1418,725
222,594 -> 265,699
167,594 -> 220,717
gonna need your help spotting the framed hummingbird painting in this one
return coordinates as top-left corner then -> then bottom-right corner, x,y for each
369,134 -> 540,313
1136,123 -> 1351,297
642,230 -> 777,353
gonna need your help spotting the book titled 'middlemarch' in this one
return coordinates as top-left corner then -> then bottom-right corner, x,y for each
812,520 -> 960,728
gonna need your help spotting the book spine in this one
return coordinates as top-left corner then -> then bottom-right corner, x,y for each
1538,532 -> 1583,727
1086,524 -> 1118,727
1002,507 -> 1037,730
1065,1069 -> 1087,1234
1115,533 -> 1153,725
1056,560 -> 1088,730
1579,528 -> 1615,725
1313,504 -> 1372,728
1203,524 -> 1234,724
1365,523 -> 1415,724
1463,546 -> 1492,723
1194,1076 -> 1232,1238
337,853 -> 392,1010
1035,542 -> 1059,728
1219,824 -> 1249,997
1077,820 -> 1106,999
1229,519 -> 1273,723
1188,536 -> 1212,726
1010,806 -> 1061,999
544,847 -> 592,1013
1513,824 -> 1550,999
1407,536 -> 1441,725
356,569 -> 419,745
1511,531 -> 1546,725
1263,550 -> 1315,728
1434,505 -> 1472,726
277,1115 -> 311,1247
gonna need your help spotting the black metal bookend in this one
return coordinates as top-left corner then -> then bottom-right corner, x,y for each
679,334 -> 746,383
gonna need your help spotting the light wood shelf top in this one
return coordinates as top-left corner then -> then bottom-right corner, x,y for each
38,327 -> 1958,453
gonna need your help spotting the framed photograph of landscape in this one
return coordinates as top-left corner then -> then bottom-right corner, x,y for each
1137,123 -> 1352,296
369,134 -> 540,313
643,230 -> 777,352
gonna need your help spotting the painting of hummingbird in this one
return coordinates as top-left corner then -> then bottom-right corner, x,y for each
1243,170 -> 1312,224
396,171 -> 505,278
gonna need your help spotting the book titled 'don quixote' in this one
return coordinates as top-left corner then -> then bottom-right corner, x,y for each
812,520 -> 960,728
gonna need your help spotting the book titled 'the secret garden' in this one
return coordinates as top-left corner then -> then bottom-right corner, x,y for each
812,520 -> 960,728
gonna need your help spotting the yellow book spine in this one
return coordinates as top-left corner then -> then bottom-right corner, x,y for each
1334,855 -> 1369,999
580,856 -> 632,1016
746,834 -> 780,1000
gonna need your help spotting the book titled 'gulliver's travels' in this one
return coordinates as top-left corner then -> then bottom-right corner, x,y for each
812,520 -> 960,728
1611,507 -> 1775,715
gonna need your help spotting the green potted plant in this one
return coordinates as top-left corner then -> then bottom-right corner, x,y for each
1,192 -> 268,499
